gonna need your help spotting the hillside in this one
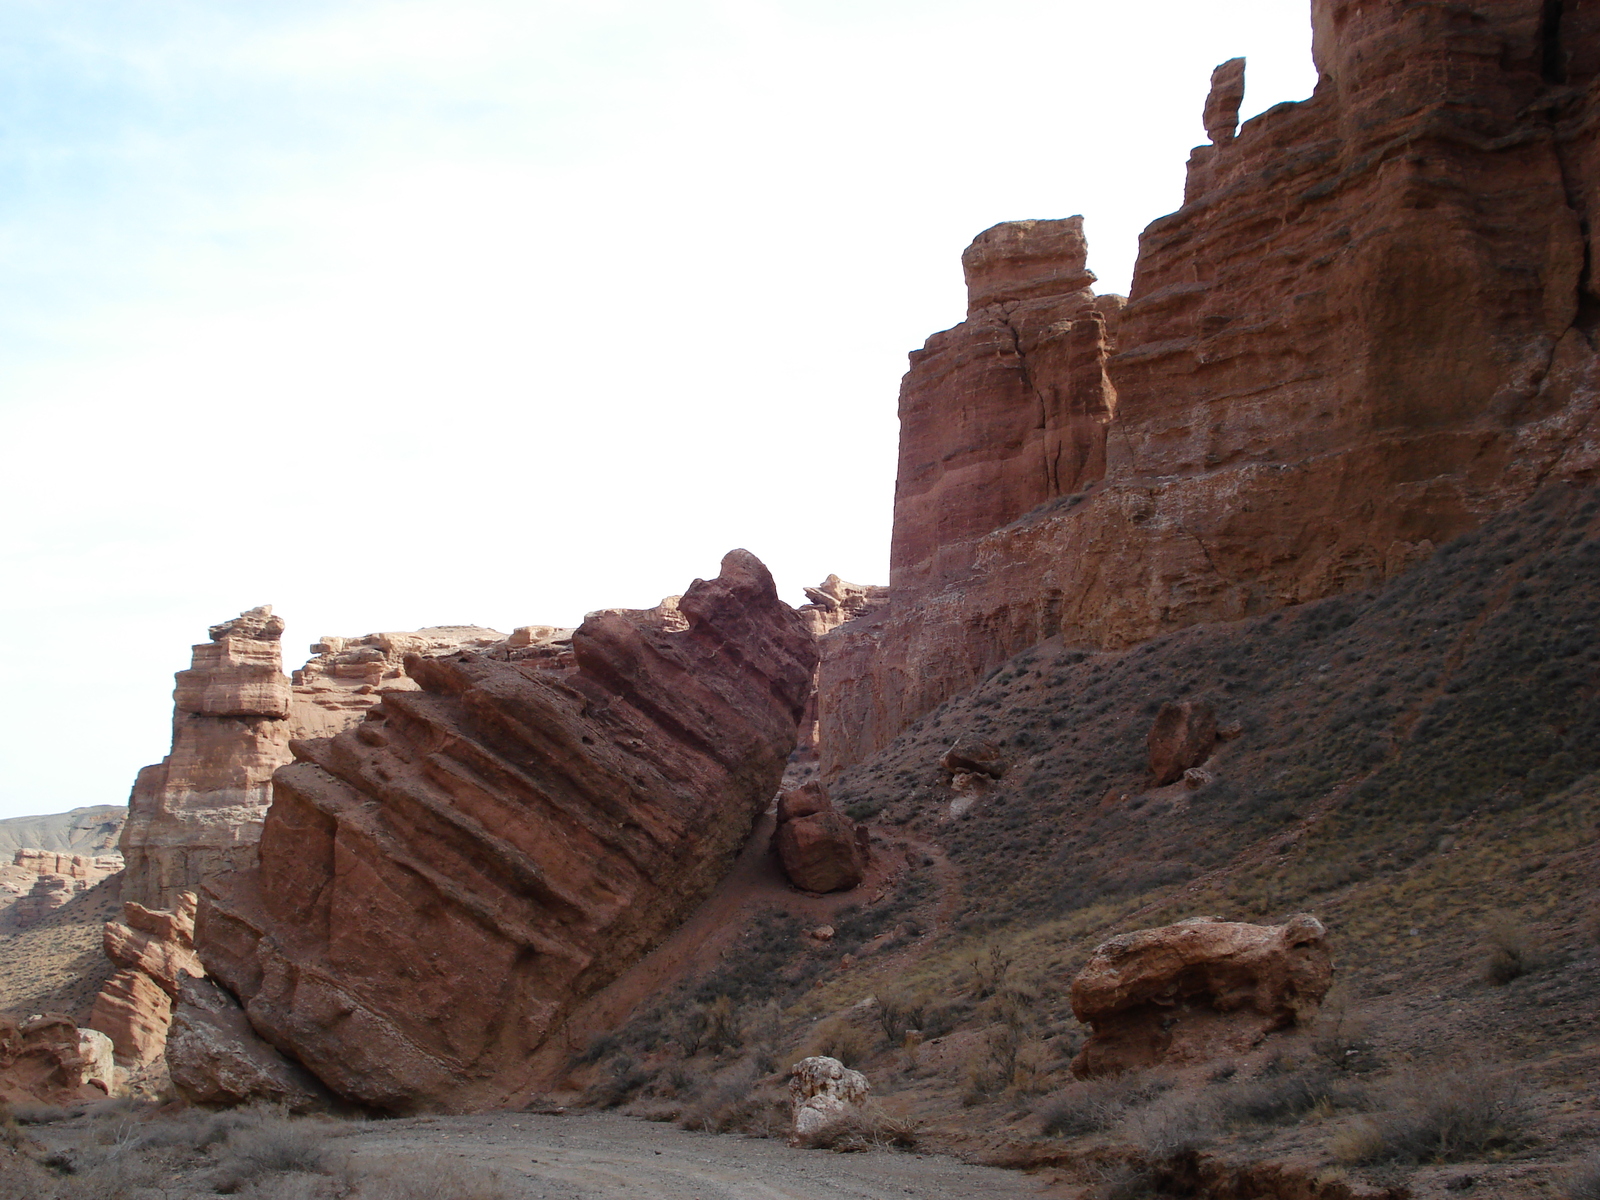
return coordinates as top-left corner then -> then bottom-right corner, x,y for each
568,481 -> 1600,1198
0,805 -> 124,859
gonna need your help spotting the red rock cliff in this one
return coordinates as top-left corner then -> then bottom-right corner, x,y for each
820,0 -> 1600,773
194,551 -> 816,1113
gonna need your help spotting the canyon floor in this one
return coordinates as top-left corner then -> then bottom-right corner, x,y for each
4,1105 -> 1055,1199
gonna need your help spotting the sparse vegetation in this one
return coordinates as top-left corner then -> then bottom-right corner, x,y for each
1564,1154 -> 1600,1200
1331,1063 -> 1530,1165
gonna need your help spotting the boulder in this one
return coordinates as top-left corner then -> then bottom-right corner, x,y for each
1148,701 -> 1218,786
88,969 -> 173,1066
771,783 -> 866,893
1070,915 -> 1332,1076
0,1013 -> 116,1105
788,1055 -> 870,1138
166,977 -> 330,1112
195,550 -> 816,1113
941,736 -> 1006,779
776,782 -> 831,824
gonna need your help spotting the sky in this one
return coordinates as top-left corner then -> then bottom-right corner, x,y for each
0,0 -> 1318,821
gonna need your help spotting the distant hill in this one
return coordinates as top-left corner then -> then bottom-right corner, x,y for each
0,805 -> 125,860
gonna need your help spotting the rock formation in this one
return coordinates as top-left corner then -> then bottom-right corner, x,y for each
793,578 -> 888,762
771,783 -> 866,893
88,893 -> 204,1067
0,806 -> 125,860
1147,701 -> 1218,786
166,977 -> 330,1112
788,1055 -> 871,1138
0,1014 -> 115,1105
194,550 -> 816,1113
1070,915 -> 1332,1076
120,607 -> 295,910
819,0 -> 1600,774
3,850 -> 122,928
122,607 -> 511,910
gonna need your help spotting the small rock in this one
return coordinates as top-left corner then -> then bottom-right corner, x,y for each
1183,768 -> 1213,789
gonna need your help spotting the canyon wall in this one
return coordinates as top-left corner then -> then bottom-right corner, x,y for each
121,609 -> 511,909
194,551 -> 816,1113
819,0 -> 1600,773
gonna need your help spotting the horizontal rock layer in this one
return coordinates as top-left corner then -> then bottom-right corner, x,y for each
195,551 -> 816,1113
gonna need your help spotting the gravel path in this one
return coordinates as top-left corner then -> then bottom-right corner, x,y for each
346,1111 -> 1053,1199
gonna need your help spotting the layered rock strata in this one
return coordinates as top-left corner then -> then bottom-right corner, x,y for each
820,0 -> 1600,773
195,551 -> 816,1113
1071,915 -> 1332,1076
88,894 -> 204,1067
2,849 -> 122,927
122,608 -> 512,909
0,1014 -> 116,1105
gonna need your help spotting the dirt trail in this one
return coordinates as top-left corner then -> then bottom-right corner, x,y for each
344,1110 -> 1054,1200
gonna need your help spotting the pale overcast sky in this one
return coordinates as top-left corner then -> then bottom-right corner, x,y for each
0,1 -> 1317,820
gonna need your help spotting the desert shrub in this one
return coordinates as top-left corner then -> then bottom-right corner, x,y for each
583,1055 -> 652,1108
1220,1071 -> 1340,1125
574,1033 -> 621,1065
217,1115 -> 336,1183
8,1102 -> 67,1126
876,989 -> 927,1045
1121,1094 -> 1219,1158
1332,1064 -> 1530,1164
806,1017 -> 869,1067
1563,1154 -> 1600,1200
1088,1164 -> 1160,1200
240,1171 -> 341,1200
796,1108 -> 919,1152
677,1070 -> 787,1138
1037,1071 -> 1175,1136
354,1153 -> 512,1200
1483,912 -> 1543,984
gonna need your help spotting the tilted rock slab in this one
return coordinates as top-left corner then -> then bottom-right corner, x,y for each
1071,915 -> 1331,1076
195,551 -> 816,1113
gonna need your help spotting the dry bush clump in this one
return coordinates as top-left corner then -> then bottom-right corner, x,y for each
1086,1163 -> 1160,1200
803,1016 -> 869,1067
352,1153 -> 512,1200
675,1067 -> 789,1138
795,1107 -> 920,1153
1483,912 -> 1544,984
1331,1063 -> 1530,1165
1037,1072 -> 1174,1138
1219,1070 -> 1346,1126
1563,1153 -> 1600,1200
1121,1093 -> 1219,1159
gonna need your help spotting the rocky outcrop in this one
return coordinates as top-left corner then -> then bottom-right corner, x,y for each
1,849 -> 122,927
0,1014 -> 116,1105
120,607 -> 296,910
819,0 -> 1600,774
194,551 -> 816,1113
122,608 -> 513,910
1147,701 -> 1218,786
88,893 -> 204,1066
166,977 -> 330,1112
0,806 -> 124,860
771,784 -> 866,893
1070,915 -> 1332,1076
789,1055 -> 871,1138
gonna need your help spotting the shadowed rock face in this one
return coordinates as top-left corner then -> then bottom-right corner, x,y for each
1070,915 -> 1332,1076
819,0 -> 1600,775
195,551 -> 816,1113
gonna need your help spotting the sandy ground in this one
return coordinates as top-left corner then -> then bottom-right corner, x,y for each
341,1110 -> 1056,1199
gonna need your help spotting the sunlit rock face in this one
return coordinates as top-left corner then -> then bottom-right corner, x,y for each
819,0 -> 1600,775
195,551 -> 817,1113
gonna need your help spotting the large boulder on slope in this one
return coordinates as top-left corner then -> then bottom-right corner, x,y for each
1070,914 -> 1331,1076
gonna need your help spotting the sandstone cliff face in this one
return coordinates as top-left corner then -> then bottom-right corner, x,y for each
122,609 -> 511,910
194,551 -> 816,1113
820,0 -> 1600,774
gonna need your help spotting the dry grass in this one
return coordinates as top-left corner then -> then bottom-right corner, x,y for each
351,1153 -> 512,1200
1036,1072 -> 1174,1137
1330,1062 -> 1530,1165
794,1107 -> 920,1152
1564,1154 -> 1600,1200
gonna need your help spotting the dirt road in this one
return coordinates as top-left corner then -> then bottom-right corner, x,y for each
345,1110 -> 1053,1199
